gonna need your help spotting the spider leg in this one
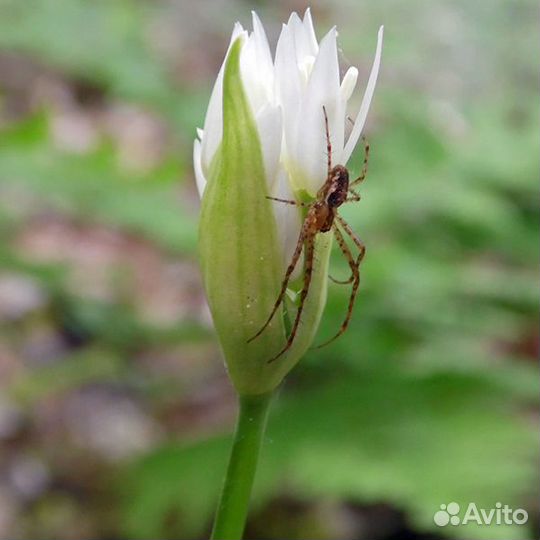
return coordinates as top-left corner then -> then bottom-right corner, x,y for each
315,216 -> 365,348
328,225 -> 355,285
266,196 -> 309,207
336,215 -> 366,262
349,135 -> 370,187
268,232 -> 316,363
329,274 -> 353,284
247,224 -> 306,344
322,106 -> 332,176
345,189 -> 361,203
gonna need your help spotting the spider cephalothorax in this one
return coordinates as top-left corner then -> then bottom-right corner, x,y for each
315,164 -> 350,233
248,106 -> 369,362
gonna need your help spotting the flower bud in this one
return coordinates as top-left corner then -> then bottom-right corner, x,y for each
195,12 -> 383,395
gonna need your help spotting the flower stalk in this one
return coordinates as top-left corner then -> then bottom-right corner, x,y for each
210,392 -> 272,540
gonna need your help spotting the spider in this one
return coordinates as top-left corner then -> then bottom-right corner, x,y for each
248,106 -> 369,363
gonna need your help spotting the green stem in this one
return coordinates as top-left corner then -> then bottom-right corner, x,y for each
211,391 -> 273,540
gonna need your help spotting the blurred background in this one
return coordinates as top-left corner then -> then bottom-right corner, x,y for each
0,1 -> 538,539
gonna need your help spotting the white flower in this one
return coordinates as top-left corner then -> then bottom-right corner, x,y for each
194,10 -> 383,271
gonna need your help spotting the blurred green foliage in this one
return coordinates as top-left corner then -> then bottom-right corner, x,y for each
0,1 -> 538,539
0,114 -> 194,252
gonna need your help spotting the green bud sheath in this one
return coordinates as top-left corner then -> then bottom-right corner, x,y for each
199,38 -> 332,395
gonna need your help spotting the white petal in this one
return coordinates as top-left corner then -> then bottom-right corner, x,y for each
340,67 -> 358,103
239,33 -> 261,111
342,26 -> 384,164
200,78 -> 221,172
193,138 -> 207,198
274,23 -> 301,161
288,11 -> 311,64
298,54 -> 316,86
256,104 -> 282,187
238,13 -> 275,116
201,23 -> 246,171
196,127 -> 204,140
293,27 -> 344,194
270,169 -> 303,278
251,11 -> 274,86
302,8 -> 319,56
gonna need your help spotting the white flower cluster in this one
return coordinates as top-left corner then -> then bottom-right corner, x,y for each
194,10 -> 383,269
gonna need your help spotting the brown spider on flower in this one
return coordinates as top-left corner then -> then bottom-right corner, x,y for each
248,106 -> 370,362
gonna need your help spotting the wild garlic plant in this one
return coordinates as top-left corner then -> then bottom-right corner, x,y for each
195,10 -> 383,539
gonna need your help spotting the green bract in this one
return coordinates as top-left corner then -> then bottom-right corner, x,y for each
198,38 -> 331,395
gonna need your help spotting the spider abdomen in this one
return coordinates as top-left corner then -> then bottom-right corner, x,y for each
309,202 -> 332,232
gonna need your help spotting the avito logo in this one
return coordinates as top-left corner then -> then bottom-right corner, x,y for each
434,502 -> 528,527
